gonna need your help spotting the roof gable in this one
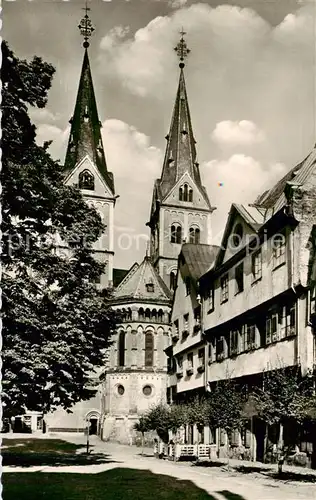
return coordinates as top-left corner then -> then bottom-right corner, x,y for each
215,204 -> 265,267
64,155 -> 114,198
181,243 -> 219,281
161,171 -> 212,210
114,256 -> 172,303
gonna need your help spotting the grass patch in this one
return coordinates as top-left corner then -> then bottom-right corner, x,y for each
1,438 -> 118,467
2,468 -> 218,500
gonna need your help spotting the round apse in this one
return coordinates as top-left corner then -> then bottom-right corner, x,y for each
143,385 -> 153,397
117,385 -> 125,396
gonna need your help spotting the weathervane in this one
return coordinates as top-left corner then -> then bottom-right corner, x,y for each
78,1 -> 95,49
174,29 -> 190,69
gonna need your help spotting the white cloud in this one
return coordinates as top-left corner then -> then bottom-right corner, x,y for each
168,0 -> 187,9
35,123 -> 70,162
102,119 -> 162,267
203,154 -> 288,237
212,120 -> 265,147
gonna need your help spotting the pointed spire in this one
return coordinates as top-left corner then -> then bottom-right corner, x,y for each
64,6 -> 114,194
159,32 -> 203,198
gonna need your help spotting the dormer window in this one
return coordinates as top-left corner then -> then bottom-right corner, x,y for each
146,278 -> 154,293
79,169 -> 94,190
179,183 -> 193,202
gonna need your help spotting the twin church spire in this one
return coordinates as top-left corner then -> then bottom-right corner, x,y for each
64,6 -> 114,194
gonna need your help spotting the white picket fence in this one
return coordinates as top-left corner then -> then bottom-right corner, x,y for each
154,442 -> 218,461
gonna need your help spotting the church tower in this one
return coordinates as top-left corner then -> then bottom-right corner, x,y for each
63,8 -> 116,288
147,33 -> 215,290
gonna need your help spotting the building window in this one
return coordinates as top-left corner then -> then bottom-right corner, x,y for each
266,312 -> 278,344
174,319 -> 179,336
206,286 -> 214,313
179,183 -> 193,202
280,303 -> 296,339
117,384 -> 125,396
118,331 -> 126,367
244,324 -> 256,351
178,356 -> 183,368
146,279 -> 154,293
272,234 -> 286,268
189,226 -> 200,244
187,353 -> 194,375
126,308 -> 132,321
216,336 -> 226,361
79,170 -> 94,190
143,385 -> 153,396
144,331 -> 154,367
232,223 -> 243,248
170,271 -> 177,291
220,274 -> 229,303
151,309 -> 157,322
183,313 -> 189,335
185,277 -> 191,296
138,308 -> 144,320
229,330 -> 239,356
158,309 -> 164,322
252,250 -> 262,282
171,224 -> 182,244
235,262 -> 244,294
198,348 -> 205,371
145,308 -> 151,320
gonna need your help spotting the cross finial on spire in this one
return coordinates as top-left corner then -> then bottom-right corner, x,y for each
78,1 -> 95,49
174,28 -> 190,69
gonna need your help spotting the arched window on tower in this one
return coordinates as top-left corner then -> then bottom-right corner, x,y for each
126,308 -> 132,321
158,309 -> 164,323
118,331 -> 126,367
170,271 -> 177,291
189,226 -> 200,244
188,188 -> 193,202
151,309 -> 157,322
145,331 -> 154,367
171,224 -> 182,244
138,308 -> 144,321
183,184 -> 188,201
145,308 -> 151,321
79,170 -> 94,190
179,187 -> 183,201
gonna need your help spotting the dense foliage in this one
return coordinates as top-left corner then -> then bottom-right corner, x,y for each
1,41 -> 118,417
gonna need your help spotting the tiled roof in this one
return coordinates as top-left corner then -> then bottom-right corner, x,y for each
114,256 -> 172,303
64,49 -> 114,194
253,146 -> 316,214
158,68 -> 211,208
181,243 -> 220,280
113,268 -> 130,288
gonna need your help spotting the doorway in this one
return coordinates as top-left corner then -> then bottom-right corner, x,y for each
89,418 -> 98,435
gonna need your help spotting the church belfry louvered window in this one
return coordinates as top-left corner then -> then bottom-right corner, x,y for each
79,170 -> 94,190
171,224 -> 182,244
179,183 -> 193,202
189,226 -> 200,244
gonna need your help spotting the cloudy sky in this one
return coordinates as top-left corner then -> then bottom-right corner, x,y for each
3,0 -> 316,270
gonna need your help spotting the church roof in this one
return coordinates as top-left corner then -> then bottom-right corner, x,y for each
113,256 -> 172,304
253,144 -> 316,215
64,49 -> 114,194
181,243 -> 220,281
157,67 -> 211,207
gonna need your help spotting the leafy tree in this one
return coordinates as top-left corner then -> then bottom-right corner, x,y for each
1,41 -> 118,418
134,416 -> 150,455
208,380 -> 245,434
143,403 -> 170,444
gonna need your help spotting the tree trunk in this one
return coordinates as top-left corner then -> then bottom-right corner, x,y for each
141,433 -> 144,456
263,423 -> 268,463
277,423 -> 284,474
